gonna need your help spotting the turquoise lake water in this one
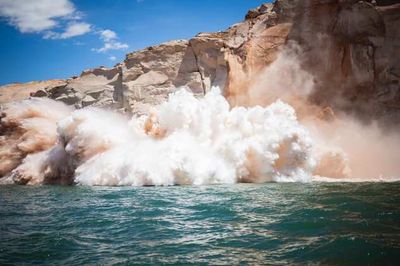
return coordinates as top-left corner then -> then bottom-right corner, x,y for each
1,183 -> 400,265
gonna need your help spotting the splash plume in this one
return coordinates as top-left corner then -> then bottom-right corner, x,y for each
1,42 -> 399,185
0,98 -> 73,184
1,88 -> 320,185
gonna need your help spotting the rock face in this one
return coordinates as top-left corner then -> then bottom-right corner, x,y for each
281,0 -> 400,124
1,0 -> 399,124
0,80 -> 66,104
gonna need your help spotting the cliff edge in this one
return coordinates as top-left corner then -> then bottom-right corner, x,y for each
1,0 -> 399,123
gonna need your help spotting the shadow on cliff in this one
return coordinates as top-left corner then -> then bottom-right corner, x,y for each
284,0 -> 400,128
240,0 -> 400,179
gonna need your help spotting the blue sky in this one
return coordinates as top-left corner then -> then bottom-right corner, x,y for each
0,0 -> 269,85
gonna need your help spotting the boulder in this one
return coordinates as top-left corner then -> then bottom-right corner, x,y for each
55,94 -> 80,105
31,89 -> 48,97
0,80 -> 66,104
82,95 -> 97,107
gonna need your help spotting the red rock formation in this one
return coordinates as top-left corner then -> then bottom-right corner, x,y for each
0,0 -> 399,124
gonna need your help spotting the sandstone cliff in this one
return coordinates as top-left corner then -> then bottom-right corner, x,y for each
1,0 -> 399,123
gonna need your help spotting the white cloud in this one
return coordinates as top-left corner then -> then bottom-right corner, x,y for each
0,0 -> 75,33
93,29 -> 129,53
109,56 -> 117,61
0,0 -> 129,57
45,22 -> 91,39
60,22 -> 91,38
93,41 -> 129,53
100,29 -> 117,41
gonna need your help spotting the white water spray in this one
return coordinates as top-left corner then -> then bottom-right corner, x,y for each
1,88 -> 319,185
1,86 -> 399,185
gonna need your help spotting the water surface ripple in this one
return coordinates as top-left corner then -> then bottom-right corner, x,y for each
1,183 -> 400,265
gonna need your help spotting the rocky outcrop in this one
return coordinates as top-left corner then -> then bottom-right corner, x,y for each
279,1 -> 400,124
121,40 -> 190,114
1,0 -> 399,124
0,79 -> 66,104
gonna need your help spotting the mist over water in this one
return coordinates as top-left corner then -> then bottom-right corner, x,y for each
229,42 -> 400,182
1,86 -> 399,185
1,43 -> 399,185
1,88 -> 317,185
